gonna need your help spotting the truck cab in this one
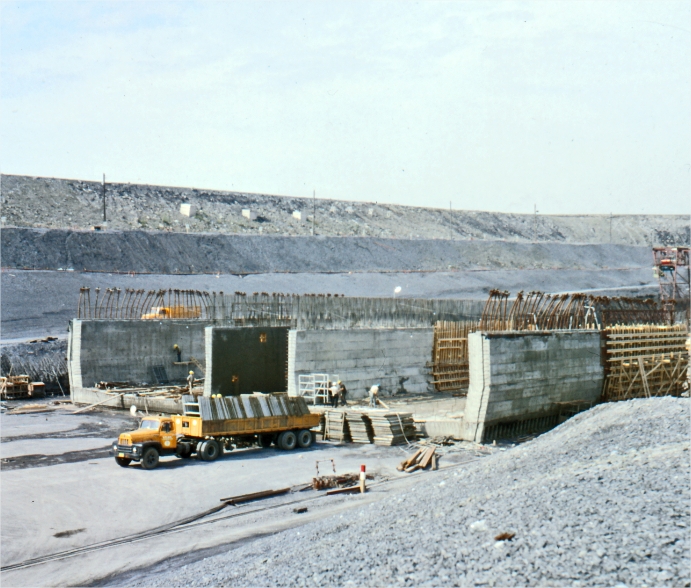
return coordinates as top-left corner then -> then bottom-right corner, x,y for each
112,416 -> 178,469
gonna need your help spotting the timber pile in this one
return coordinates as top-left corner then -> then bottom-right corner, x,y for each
345,412 -> 374,443
324,411 -> 351,443
397,446 -> 437,472
370,412 -> 416,445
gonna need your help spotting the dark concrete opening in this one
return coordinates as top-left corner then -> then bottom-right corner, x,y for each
210,327 -> 288,395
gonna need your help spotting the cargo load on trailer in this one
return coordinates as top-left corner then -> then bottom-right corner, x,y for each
112,392 -> 320,469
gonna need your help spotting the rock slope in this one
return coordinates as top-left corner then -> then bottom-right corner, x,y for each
2,175 -> 688,245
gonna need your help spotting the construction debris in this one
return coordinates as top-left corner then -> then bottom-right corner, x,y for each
397,446 -> 437,472
0,376 -> 46,400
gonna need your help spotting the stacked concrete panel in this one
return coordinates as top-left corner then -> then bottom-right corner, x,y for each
287,328 -> 433,400
462,330 -> 604,442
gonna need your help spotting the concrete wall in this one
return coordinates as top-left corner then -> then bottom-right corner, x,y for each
68,319 -> 209,389
462,330 -> 604,442
287,328 -> 433,400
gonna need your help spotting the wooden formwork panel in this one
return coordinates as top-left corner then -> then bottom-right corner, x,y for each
431,321 -> 476,392
601,324 -> 689,401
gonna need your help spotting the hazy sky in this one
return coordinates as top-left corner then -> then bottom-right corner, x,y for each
1,1 -> 689,214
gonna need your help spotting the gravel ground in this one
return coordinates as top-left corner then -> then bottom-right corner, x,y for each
126,397 -> 690,587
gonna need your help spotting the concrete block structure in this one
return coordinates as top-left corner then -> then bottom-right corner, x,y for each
68,319 -> 208,389
462,330 -> 604,442
287,328 -> 433,400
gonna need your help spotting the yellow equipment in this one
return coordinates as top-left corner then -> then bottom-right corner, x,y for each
141,306 -> 201,319
112,393 -> 320,470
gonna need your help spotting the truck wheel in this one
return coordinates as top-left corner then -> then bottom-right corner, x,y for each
115,456 -> 132,467
297,429 -> 313,448
201,439 -> 220,461
259,434 -> 273,448
177,443 -> 192,459
278,430 -> 297,450
195,441 -> 206,459
140,447 -> 160,470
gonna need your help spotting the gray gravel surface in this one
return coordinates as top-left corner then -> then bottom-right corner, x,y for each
1,228 -> 654,274
124,397 -> 690,587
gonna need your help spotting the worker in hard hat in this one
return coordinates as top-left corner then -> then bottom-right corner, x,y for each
329,381 -> 340,408
187,370 -> 195,393
173,344 -> 182,362
337,381 -> 348,407
368,384 -> 380,408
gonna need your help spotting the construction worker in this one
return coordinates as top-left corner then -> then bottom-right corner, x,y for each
337,381 -> 348,407
329,381 -> 340,408
173,344 -> 182,362
368,384 -> 380,408
187,370 -> 195,393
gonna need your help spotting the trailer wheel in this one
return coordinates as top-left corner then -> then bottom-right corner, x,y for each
201,439 -> 220,461
140,447 -> 160,470
297,429 -> 313,448
259,434 -> 273,448
278,430 -> 297,450
115,456 -> 132,467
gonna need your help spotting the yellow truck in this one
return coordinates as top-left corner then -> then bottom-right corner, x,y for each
112,393 -> 320,470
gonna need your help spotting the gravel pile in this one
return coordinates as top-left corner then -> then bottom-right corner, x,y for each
127,397 -> 690,587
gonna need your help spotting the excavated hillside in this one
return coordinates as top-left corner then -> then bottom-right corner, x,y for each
1,175 -> 689,245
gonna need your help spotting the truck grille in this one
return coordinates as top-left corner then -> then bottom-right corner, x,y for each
116,444 -> 134,455
119,438 -> 131,446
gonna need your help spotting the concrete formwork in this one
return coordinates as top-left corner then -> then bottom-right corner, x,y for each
68,319 -> 209,389
287,328 -> 433,400
462,330 -> 604,442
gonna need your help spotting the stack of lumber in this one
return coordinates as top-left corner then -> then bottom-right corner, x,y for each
397,446 -> 437,472
370,412 -> 416,445
345,411 -> 374,443
324,410 -> 351,443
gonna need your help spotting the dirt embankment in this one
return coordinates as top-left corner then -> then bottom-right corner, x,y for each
1,174 -> 689,245
2,228 -> 653,275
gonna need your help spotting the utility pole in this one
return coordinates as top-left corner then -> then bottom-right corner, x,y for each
312,189 -> 316,236
449,201 -> 452,211
102,173 -> 107,223
533,204 -> 538,241
609,212 -> 612,243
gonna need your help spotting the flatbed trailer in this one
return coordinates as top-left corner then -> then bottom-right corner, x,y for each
112,393 -> 320,469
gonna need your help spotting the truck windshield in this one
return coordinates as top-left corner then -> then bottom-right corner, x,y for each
140,420 -> 160,430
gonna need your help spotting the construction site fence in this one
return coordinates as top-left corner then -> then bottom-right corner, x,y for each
76,288 -> 486,329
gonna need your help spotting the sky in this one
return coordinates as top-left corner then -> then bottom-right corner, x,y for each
1,1 -> 689,215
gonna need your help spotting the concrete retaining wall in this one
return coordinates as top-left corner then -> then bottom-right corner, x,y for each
68,319 -> 209,389
287,328 -> 433,400
462,330 -> 604,442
